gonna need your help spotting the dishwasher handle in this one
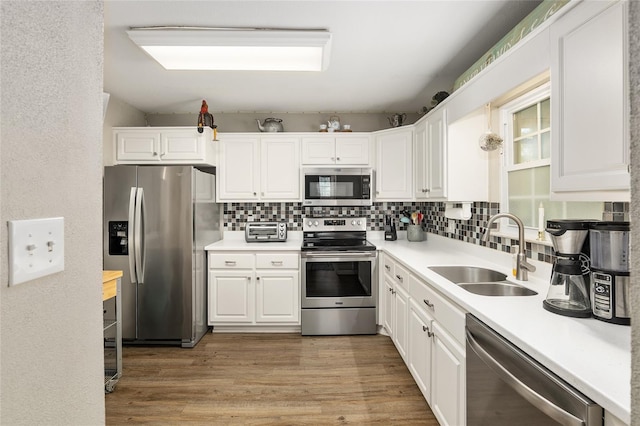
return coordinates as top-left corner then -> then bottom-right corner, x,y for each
466,329 -> 585,426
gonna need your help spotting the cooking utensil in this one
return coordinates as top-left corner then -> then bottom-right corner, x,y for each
400,217 -> 411,224
411,212 -> 418,225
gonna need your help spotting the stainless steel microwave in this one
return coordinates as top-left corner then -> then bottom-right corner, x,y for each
302,167 -> 373,206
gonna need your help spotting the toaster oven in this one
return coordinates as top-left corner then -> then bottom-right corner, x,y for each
245,222 -> 288,242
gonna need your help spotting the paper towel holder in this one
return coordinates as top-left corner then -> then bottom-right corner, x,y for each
444,202 -> 472,220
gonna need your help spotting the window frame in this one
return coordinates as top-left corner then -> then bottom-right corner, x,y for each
498,83 -> 553,244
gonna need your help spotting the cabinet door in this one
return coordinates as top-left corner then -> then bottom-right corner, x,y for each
260,137 -> 300,200
301,137 -> 336,164
393,284 -> 409,363
208,271 -> 254,324
383,277 -> 394,337
408,299 -> 433,403
161,130 -> 205,161
431,322 -> 466,426
413,120 -> 428,200
255,270 -> 299,324
115,131 -> 161,162
335,136 -> 370,165
376,128 -> 414,200
550,1 -> 629,194
427,108 -> 447,199
218,136 -> 260,201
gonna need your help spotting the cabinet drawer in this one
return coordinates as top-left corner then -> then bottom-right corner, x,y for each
382,255 -> 395,278
256,253 -> 299,269
409,275 -> 466,345
393,263 -> 410,291
209,253 -> 254,269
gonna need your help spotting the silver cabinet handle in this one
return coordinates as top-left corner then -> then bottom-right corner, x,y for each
423,299 -> 434,309
271,261 -> 283,266
256,276 -> 260,281
392,289 -> 396,295
253,192 -> 257,196
152,152 -> 158,156
395,274 -> 403,282
466,330 -> 584,426
336,157 -> 341,161
388,288 -> 393,293
422,325 -> 434,337
225,260 -> 236,266
385,265 -> 391,271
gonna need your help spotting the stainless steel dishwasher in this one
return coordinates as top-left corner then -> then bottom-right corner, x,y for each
466,314 -> 602,425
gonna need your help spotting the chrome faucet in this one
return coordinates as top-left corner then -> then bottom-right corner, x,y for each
483,213 -> 536,281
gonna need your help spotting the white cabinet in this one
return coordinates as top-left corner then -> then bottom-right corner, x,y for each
375,127 -> 413,200
550,0 -> 629,199
414,107 -> 488,202
408,298 -> 433,403
431,322 -> 466,426
414,111 -> 446,200
301,134 -> 371,165
113,127 -> 216,166
208,251 -> 300,328
260,137 -> 301,200
217,134 -> 300,202
381,253 -> 467,426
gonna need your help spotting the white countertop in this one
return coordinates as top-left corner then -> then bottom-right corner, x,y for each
204,230 -> 630,422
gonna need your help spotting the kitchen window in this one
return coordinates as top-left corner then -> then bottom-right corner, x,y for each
500,83 -> 602,239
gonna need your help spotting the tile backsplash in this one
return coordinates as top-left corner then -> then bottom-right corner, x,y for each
223,201 -> 629,265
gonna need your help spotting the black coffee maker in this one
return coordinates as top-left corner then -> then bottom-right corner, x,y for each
384,215 -> 397,241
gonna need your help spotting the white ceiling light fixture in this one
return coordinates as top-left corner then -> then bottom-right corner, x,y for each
127,26 -> 332,72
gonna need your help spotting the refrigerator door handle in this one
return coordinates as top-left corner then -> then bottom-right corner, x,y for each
128,187 -> 137,284
135,187 -> 146,284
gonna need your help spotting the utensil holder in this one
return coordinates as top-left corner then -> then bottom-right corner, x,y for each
407,225 -> 425,242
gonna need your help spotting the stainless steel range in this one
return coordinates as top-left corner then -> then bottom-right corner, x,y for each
300,217 -> 377,335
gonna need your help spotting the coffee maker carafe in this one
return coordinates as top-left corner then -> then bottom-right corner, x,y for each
590,222 -> 630,325
544,220 -> 598,318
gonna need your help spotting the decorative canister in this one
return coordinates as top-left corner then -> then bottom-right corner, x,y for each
407,225 -> 426,242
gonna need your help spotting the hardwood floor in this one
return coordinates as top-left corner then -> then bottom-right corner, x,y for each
105,333 -> 439,425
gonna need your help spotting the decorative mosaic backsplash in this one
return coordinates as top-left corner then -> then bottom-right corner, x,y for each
223,201 -> 629,265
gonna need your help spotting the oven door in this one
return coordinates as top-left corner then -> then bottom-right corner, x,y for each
301,251 -> 377,308
302,168 -> 372,206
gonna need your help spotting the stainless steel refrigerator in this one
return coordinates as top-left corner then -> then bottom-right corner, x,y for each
103,165 -> 221,347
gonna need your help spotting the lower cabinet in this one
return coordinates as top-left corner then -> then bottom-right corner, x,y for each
381,252 -> 467,426
208,251 -> 300,327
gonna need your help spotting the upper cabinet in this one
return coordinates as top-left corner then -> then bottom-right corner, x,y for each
413,107 -> 488,202
550,0 -> 629,200
113,127 -> 216,166
301,134 -> 371,166
375,127 -> 414,200
217,134 -> 300,202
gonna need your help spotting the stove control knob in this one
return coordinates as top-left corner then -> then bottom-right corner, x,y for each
357,220 -> 362,226
313,220 -> 319,226
351,220 -> 356,225
307,220 -> 314,227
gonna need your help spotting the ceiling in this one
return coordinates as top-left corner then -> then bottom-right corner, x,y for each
104,1 -> 542,115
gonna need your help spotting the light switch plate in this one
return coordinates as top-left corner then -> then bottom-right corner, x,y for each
8,217 -> 64,286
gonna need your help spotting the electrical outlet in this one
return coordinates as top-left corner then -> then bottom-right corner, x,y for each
448,219 -> 456,234
8,217 -> 64,286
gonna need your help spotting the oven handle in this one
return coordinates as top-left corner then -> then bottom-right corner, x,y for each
301,251 -> 377,259
466,330 -> 584,426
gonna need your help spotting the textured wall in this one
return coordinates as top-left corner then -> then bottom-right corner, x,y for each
629,0 -> 640,424
0,2 -> 105,425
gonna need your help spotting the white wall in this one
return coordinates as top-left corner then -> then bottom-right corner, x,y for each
0,2 -> 105,424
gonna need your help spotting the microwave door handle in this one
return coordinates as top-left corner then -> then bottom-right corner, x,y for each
128,187 -> 137,284
465,330 -> 584,426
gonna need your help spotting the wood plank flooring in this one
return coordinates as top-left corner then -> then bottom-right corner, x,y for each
105,333 -> 439,425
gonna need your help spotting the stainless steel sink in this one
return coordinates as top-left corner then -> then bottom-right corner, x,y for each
429,266 -> 508,284
458,282 -> 537,296
429,266 -> 537,296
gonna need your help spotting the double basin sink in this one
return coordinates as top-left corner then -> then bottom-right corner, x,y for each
429,266 -> 537,296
